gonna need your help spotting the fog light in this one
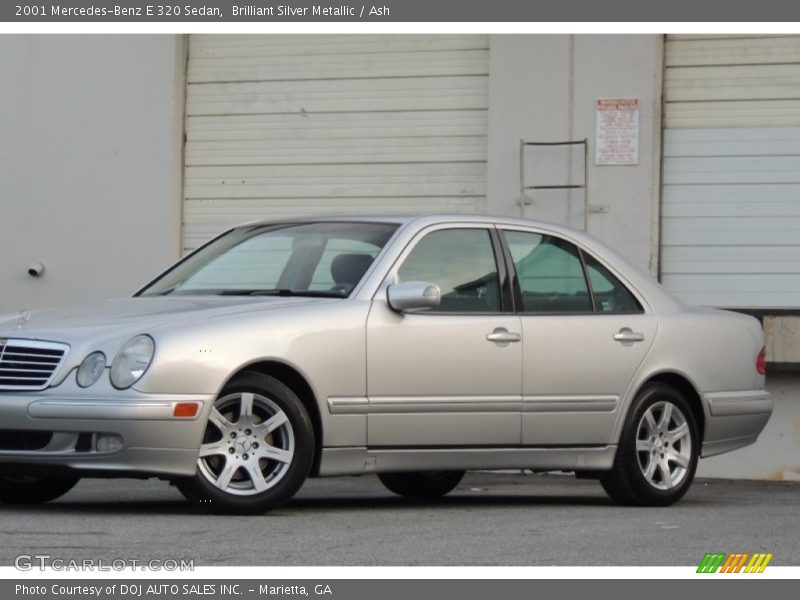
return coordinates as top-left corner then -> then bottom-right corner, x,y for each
76,352 -> 106,388
95,434 -> 124,453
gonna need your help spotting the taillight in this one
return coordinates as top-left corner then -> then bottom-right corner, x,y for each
756,346 -> 766,375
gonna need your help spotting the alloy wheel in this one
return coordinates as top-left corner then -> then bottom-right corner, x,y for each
635,400 -> 692,491
197,392 -> 295,496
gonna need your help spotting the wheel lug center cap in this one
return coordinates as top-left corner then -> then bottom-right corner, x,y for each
233,436 -> 252,453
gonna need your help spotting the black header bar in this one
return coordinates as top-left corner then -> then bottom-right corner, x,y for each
5,0 -> 800,22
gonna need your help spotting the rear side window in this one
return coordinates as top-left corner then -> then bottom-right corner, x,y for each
503,230 -> 642,314
583,252 -> 642,313
398,228 -> 501,313
504,231 -> 592,313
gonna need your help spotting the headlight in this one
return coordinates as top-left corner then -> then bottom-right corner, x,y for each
110,335 -> 155,389
76,351 -> 106,388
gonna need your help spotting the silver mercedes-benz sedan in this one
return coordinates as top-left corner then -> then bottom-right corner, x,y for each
0,215 -> 772,512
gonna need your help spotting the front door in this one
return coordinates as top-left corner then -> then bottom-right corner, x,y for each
366,225 -> 523,447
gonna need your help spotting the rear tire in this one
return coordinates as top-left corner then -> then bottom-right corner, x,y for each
0,476 -> 79,503
176,372 -> 314,514
377,470 -> 465,499
601,383 -> 699,506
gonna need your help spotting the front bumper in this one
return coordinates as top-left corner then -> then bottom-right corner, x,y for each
701,390 -> 773,457
0,389 -> 214,478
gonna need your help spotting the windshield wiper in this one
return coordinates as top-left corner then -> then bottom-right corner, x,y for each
217,289 -> 346,298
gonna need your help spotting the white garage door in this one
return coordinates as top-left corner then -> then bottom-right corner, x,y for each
662,35 -> 800,309
183,35 -> 490,252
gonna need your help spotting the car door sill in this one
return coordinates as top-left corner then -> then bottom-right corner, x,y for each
317,445 -> 616,476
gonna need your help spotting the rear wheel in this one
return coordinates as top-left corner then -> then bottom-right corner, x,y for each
176,372 -> 314,514
601,383 -> 699,506
377,470 -> 465,499
0,476 -> 79,503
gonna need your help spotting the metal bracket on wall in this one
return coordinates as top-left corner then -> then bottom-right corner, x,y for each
519,138 -> 589,230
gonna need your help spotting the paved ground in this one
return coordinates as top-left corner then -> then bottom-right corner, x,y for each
0,472 -> 797,566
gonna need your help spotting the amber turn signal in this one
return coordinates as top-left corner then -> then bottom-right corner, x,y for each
173,402 -> 200,418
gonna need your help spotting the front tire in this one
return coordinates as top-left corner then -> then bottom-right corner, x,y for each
0,476 -> 79,503
176,372 -> 314,514
378,470 -> 465,499
601,383 -> 699,506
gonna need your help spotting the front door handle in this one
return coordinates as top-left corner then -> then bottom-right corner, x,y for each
487,328 -> 521,344
613,328 -> 645,343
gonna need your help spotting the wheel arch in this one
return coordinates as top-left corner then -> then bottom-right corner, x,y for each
221,360 -> 324,477
633,371 -> 705,443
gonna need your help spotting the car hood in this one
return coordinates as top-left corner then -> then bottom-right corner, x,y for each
0,296 -> 327,343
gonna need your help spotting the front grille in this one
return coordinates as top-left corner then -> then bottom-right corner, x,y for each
0,339 -> 69,390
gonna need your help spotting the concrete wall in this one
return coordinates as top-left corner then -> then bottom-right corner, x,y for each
486,35 -> 663,276
0,35 -> 185,313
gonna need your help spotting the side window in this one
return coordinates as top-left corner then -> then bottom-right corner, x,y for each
397,228 -> 501,313
583,253 -> 643,313
504,231 -> 592,313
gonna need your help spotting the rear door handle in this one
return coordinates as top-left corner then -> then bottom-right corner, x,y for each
613,328 -> 645,343
487,328 -> 521,343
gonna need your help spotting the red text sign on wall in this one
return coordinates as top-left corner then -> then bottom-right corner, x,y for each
595,98 -> 640,166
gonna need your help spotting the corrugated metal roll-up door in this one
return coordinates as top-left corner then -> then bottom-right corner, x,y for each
662,35 -> 800,309
182,34 -> 490,252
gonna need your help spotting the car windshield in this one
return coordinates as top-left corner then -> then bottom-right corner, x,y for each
138,221 -> 399,298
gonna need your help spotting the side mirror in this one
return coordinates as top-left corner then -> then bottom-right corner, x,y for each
386,281 -> 441,312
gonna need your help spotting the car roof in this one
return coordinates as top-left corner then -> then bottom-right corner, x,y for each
238,213 -> 609,254
240,213 -> 580,236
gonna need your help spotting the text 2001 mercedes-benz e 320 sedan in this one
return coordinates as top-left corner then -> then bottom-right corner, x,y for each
0,215 -> 772,512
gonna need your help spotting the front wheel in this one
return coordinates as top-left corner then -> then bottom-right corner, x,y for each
378,470 -> 465,499
601,383 -> 699,506
176,372 -> 314,514
0,476 -> 79,503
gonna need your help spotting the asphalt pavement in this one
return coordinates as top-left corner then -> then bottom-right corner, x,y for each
0,472 -> 797,566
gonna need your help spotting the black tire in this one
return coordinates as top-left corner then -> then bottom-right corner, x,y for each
377,470 -> 465,499
176,372 -> 314,514
0,476 -> 79,503
601,382 -> 699,507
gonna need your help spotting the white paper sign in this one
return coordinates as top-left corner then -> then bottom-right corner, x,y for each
595,98 -> 639,165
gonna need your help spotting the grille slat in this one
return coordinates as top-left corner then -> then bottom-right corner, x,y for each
0,339 -> 68,390
1,352 -> 61,360
0,361 -> 61,368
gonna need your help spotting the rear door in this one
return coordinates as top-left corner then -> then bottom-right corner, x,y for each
500,228 -> 657,446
